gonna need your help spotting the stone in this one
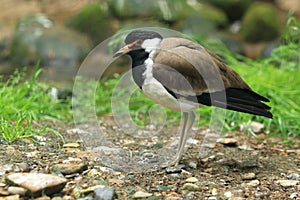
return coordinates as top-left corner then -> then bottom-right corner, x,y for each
242,173 -> 256,180
223,191 -> 232,198
287,173 -> 300,180
247,180 -> 260,187
7,186 -> 27,196
132,191 -> 152,199
216,138 -> 238,146
0,187 -> 10,196
0,195 -> 20,200
181,183 -> 199,191
241,2 -> 280,42
63,143 -> 81,148
73,185 -> 105,199
52,163 -> 88,175
5,173 -> 67,197
52,197 -> 63,200
165,165 -> 184,174
34,196 -> 51,200
240,122 -> 264,133
94,187 -> 115,200
276,180 -> 299,187
185,177 -> 198,183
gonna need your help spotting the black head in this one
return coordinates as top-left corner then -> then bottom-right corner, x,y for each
125,30 -> 163,44
113,30 -> 163,57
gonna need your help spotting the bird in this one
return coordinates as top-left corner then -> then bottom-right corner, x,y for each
113,30 -> 272,164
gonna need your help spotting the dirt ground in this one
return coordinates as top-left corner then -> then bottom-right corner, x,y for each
0,117 -> 299,200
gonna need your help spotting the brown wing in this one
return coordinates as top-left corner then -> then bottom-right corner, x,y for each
152,37 -> 251,95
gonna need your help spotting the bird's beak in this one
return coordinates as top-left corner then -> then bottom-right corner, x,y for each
113,45 -> 131,58
113,40 -> 140,58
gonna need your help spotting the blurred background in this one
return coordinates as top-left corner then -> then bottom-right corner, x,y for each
0,0 -> 299,87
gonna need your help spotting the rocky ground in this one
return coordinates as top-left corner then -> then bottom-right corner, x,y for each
0,117 -> 299,200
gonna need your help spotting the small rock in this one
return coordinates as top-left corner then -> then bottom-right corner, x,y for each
290,192 -> 298,199
224,191 -> 232,198
185,177 -> 198,183
94,187 -> 115,200
63,143 -> 81,148
208,197 -> 217,200
53,163 -> 88,175
276,180 -> 299,187
216,138 -> 238,146
247,180 -> 260,187
76,197 -> 94,200
34,196 -> 51,200
132,191 -> 152,198
255,191 -> 264,198
0,187 -> 10,196
7,186 -> 27,196
73,185 -> 105,199
165,165 -> 184,174
240,121 -> 264,133
242,173 -> 256,180
62,195 -> 74,200
181,183 -> 199,191
0,195 -> 20,200
186,161 -> 197,169
87,169 -> 101,177
5,173 -> 67,197
287,173 -> 300,180
52,197 -> 63,200
211,188 -> 218,196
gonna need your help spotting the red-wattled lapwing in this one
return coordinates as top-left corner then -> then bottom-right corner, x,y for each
113,30 -> 272,164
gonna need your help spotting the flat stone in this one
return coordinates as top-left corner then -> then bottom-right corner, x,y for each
94,187 -> 115,200
276,180 -> 299,187
216,138 -> 238,146
132,191 -> 152,198
53,163 -> 88,175
185,177 -> 198,183
34,196 -> 51,200
0,187 -> 10,196
247,180 -> 260,187
52,197 -> 63,200
287,173 -> 300,180
165,165 -> 184,174
63,143 -> 81,148
240,121 -> 264,133
0,195 -> 20,200
7,186 -> 27,196
181,183 -> 199,191
242,173 -> 256,180
223,191 -> 232,198
5,173 -> 66,197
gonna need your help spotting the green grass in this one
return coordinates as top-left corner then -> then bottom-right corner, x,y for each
0,64 -> 70,143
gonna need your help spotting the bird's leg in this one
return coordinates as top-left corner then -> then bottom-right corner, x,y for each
174,111 -> 195,164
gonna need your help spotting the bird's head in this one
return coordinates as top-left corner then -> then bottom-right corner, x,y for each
113,30 -> 163,57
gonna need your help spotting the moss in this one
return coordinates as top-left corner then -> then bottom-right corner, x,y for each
66,4 -> 113,45
241,2 -> 280,42
202,0 -> 253,21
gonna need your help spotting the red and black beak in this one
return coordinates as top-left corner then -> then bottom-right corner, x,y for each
113,40 -> 141,58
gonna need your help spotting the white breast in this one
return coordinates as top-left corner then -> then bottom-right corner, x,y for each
141,56 -> 197,112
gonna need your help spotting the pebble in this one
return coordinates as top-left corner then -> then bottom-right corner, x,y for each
181,183 -> 199,191
73,185 -> 105,199
290,192 -> 298,199
6,173 -> 67,197
0,194 -> 20,200
276,180 -> 299,187
34,196 -> 51,200
247,179 -> 260,187
223,191 -> 232,198
132,191 -> 152,198
63,143 -> 81,148
165,165 -> 184,174
287,173 -> 300,180
7,186 -> 27,196
62,196 -> 74,200
52,197 -> 63,200
185,177 -> 198,183
242,172 -> 256,180
207,197 -> 217,200
240,121 -> 264,133
0,187 -> 10,196
186,161 -> 197,169
216,138 -> 238,146
94,187 -> 115,200
53,163 -> 88,175
76,197 -> 93,200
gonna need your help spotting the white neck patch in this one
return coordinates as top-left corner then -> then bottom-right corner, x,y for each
141,38 -> 162,53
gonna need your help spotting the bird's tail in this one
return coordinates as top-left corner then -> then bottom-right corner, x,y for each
196,88 -> 273,118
